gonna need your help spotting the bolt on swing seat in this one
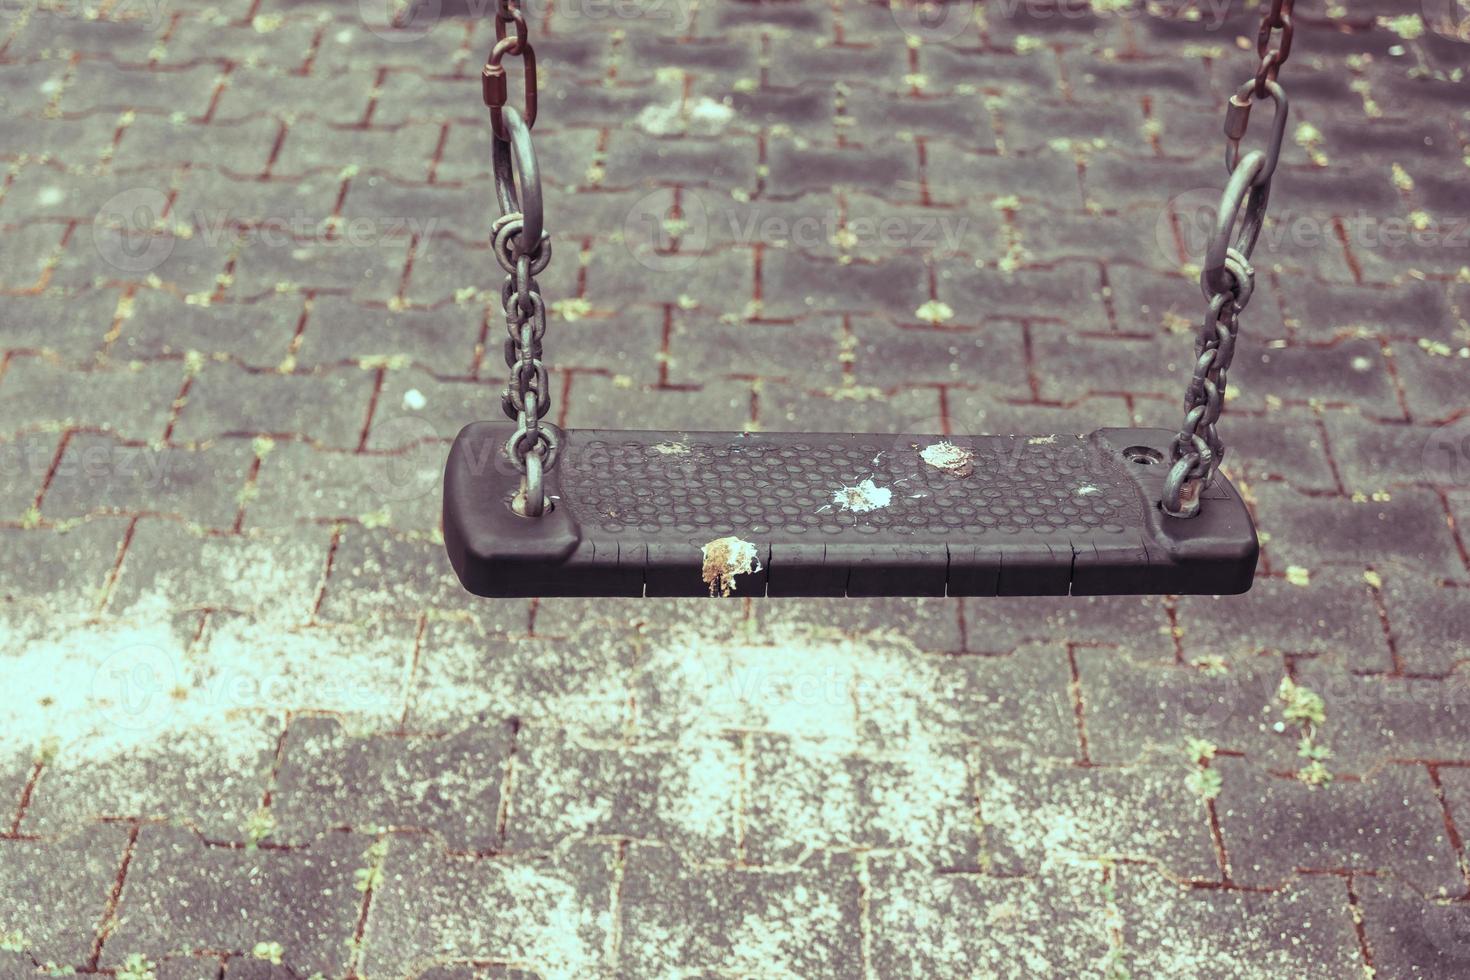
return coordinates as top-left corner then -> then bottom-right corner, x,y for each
444,2 -> 1300,600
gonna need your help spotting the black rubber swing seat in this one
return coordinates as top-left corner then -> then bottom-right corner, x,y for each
443,423 -> 1258,598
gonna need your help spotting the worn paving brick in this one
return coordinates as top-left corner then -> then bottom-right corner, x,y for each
59,62 -> 219,117
294,296 -> 481,375
545,309 -> 666,386
0,355 -> 182,442
42,433 -> 256,526
1175,569 -> 1394,668
1075,647 -> 1296,768
1115,867 -> 1364,980
1224,408 -> 1340,494
335,175 -> 486,244
665,314 -> 843,385
1379,575 -> 1470,675
0,430 -> 56,520
505,725 -> 741,858
361,837 -> 616,978
409,623 -> 630,740
1253,482 -> 1465,582
619,843 -> 860,976
1324,414 -> 1468,494
52,222 -> 230,295
212,69 -> 373,128
1029,324 -> 1184,401
22,713 -> 279,840
271,715 -> 513,849
108,520 -> 332,620
113,115 -> 285,177
0,825 -> 129,970
562,375 -> 753,430
925,144 -> 1081,209
1291,659 -> 1470,772
754,596 -> 963,652
0,517 -> 127,614
756,380 -> 942,434
944,388 -> 1136,435
111,292 -> 303,367
363,367 -> 492,452
744,733 -> 978,867
936,262 -> 1104,324
248,439 -> 443,536
226,232 -> 410,304
106,826 -> 364,976
1215,758 -> 1464,896
1389,341 -> 1470,424
868,854 -> 1112,979
316,525 -> 463,621
845,318 -> 1028,393
977,750 -> 1219,880
1291,277 -> 1458,343
1356,873 -> 1470,977
171,362 -> 376,448
963,594 -> 1175,658
0,287 -> 120,359
582,239 -> 753,311
168,169 -> 346,237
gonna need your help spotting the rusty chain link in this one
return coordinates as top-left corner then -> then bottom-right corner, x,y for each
1164,0 -> 1297,519
483,0 -> 537,142
488,23 -> 557,518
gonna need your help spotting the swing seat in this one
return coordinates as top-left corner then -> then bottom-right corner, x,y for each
443,423 -> 1256,598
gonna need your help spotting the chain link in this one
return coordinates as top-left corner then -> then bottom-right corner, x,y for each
1164,0 -> 1297,519
491,103 -> 558,517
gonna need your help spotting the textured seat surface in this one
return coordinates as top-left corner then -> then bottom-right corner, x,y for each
443,424 -> 1258,598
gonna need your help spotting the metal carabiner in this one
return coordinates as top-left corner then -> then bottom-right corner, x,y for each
490,105 -> 544,259
483,35 -> 537,143
1202,149 -> 1269,300
1224,78 -> 1288,188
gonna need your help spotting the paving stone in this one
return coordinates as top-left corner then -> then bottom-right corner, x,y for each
112,114 -> 284,177
43,433 -> 256,527
505,725 -> 741,858
944,388 -> 1136,435
226,230 -> 411,304
1388,341 -> 1470,425
531,594 -> 748,641
0,355 -> 182,443
168,168 -> 347,238
1215,758 -> 1464,896
0,825 -> 129,970
545,309 -> 666,386
756,382 -> 942,435
212,69 -> 371,128
53,221 -> 229,295
845,317 -> 1028,393
1251,482 -> 1465,582
188,610 -> 416,727
316,525 -> 464,621
1013,207 -> 1162,269
936,262 -> 1105,324
754,596 -> 963,652
271,715 -> 514,849
562,375 -> 753,430
409,622 -> 631,740
1356,873 -> 1470,977
59,62 -> 219,117
295,296 -> 481,376
0,287 -> 121,359
963,594 -> 1175,658
978,750 -> 1219,880
1075,647 -> 1296,767
868,854 -> 1112,979
22,713 -> 279,840
1223,407 -> 1340,494
109,520 -> 332,621
1325,414 -> 1470,494
111,292 -> 303,368
248,439 -> 443,536
0,430 -> 56,520
1292,277 -> 1457,344
1291,659 -> 1470,772
1378,575 -> 1470,675
1175,569 -> 1393,668
0,518 -> 127,614
360,837 -> 616,978
106,826 -> 364,976
171,362 -> 376,448
764,136 -> 917,198
619,843 -> 860,977
1115,866 -> 1364,980
1029,323 -> 1183,401
582,238 -> 753,312
159,15 -> 317,72
744,732 -> 978,867
335,174 -> 486,243
925,144 -> 1081,209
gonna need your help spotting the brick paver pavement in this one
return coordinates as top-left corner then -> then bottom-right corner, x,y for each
2,0 -> 1470,976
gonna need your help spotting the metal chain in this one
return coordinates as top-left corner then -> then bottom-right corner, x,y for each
1164,0 -> 1296,519
485,4 -> 556,517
